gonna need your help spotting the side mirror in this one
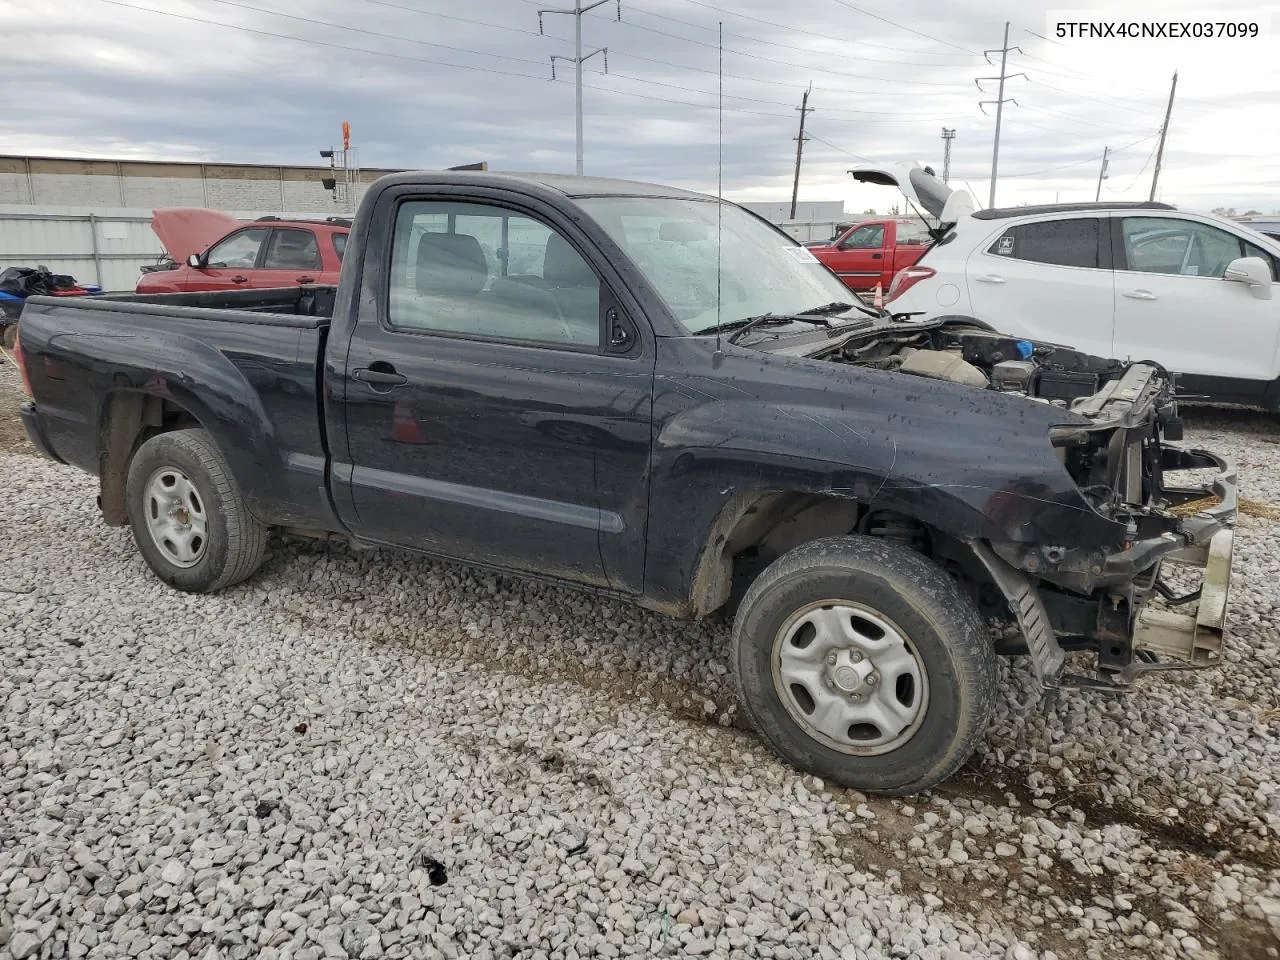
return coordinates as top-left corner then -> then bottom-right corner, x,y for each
1223,256 -> 1273,300
187,253 -> 202,268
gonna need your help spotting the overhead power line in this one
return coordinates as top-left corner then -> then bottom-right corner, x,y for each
616,1 -> 975,62
827,0 -> 982,55
516,0 -> 976,84
627,0 -> 977,57
88,0 -> 952,127
1002,133 -> 1157,178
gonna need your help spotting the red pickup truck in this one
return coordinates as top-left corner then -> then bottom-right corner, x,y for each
808,218 -> 932,292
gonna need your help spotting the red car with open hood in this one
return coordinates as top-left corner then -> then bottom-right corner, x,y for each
137,208 -> 350,293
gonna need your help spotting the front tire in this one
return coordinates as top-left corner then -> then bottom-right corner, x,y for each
732,536 -> 997,795
125,429 -> 267,592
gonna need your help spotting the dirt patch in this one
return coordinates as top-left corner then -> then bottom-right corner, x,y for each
1241,498 -> 1280,521
0,351 -> 33,456
948,757 -> 1280,873
1216,916 -> 1280,960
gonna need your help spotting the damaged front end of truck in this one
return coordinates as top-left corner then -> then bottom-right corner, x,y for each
804,320 -> 1238,691
988,362 -> 1236,691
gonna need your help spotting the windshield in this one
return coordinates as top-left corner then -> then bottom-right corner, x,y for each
577,196 -> 855,333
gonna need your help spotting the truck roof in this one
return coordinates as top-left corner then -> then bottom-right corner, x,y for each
377,170 -> 713,201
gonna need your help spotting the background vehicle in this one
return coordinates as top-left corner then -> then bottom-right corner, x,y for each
857,165 -> 1280,410
16,171 -> 1235,795
137,209 -> 350,294
1235,215 -> 1280,241
807,217 -> 933,292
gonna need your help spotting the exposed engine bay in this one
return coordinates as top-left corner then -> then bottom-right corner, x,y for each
820,321 -> 1134,407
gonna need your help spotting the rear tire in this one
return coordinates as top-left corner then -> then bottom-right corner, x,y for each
732,535 -> 997,795
126,429 -> 267,592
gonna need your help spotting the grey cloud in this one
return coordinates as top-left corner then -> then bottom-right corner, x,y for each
0,0 -> 1276,210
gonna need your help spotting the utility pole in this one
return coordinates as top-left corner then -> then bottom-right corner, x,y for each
976,21 -> 1024,209
940,127 -> 956,183
538,0 -> 621,176
1095,146 -> 1110,202
1149,71 -> 1178,201
789,84 -> 814,221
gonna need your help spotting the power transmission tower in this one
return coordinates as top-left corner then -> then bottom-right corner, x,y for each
1095,146 -> 1110,201
1149,71 -> 1178,201
538,0 -> 621,176
789,84 -> 814,220
940,127 -> 956,183
976,21 -> 1024,209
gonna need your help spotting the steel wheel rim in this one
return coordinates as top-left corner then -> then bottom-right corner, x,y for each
772,600 -> 930,756
143,466 -> 208,568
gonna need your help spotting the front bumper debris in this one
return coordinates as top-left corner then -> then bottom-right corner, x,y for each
1124,446 -> 1236,680
978,444 -> 1237,690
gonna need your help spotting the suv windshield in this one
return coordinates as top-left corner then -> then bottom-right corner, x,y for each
578,196 -> 854,333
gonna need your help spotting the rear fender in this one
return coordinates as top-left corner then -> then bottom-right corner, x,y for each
91,334 -> 285,523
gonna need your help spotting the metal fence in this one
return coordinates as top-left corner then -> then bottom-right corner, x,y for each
0,210 -> 164,291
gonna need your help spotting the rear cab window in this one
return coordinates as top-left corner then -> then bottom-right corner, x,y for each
986,218 -> 1105,269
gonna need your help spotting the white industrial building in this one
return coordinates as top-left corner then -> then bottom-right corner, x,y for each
0,155 -> 393,213
0,154 -> 399,290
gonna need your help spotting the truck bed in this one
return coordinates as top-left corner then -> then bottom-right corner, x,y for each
16,286 -> 339,531
69,284 -> 338,321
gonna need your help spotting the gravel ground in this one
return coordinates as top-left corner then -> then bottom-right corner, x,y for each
2,359 -> 1280,960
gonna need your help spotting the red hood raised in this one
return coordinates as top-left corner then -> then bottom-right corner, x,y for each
150,208 -> 242,262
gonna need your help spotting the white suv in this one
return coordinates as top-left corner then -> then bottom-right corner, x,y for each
852,165 -> 1280,410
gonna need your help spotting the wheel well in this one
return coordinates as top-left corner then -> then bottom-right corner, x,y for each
689,491 -> 1001,621
98,391 -> 203,526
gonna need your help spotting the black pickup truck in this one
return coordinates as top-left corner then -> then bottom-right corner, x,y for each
16,172 -> 1236,794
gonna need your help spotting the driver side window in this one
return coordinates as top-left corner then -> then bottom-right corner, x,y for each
841,224 -> 885,249
206,229 -> 267,269
387,200 -> 601,348
1120,217 -> 1268,279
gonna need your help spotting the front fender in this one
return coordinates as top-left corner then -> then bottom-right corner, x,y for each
644,394 -> 1123,614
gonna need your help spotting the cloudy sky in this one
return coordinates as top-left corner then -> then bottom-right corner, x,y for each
1,0 -> 1278,213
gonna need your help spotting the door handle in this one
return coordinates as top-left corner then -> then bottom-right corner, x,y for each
296,276 -> 316,284
352,366 -> 407,387
871,252 -> 883,260
231,275 -> 249,284
975,274 -> 1006,284
1123,289 -> 1158,300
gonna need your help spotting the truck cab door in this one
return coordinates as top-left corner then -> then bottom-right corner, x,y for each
329,194 -> 653,593
825,222 -> 887,291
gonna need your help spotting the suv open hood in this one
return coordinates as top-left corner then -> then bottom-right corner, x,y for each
848,164 -> 975,237
150,208 -> 242,262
